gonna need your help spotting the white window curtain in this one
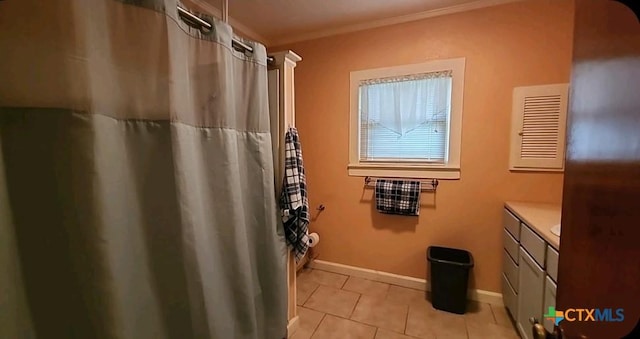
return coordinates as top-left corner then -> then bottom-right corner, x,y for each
359,71 -> 452,162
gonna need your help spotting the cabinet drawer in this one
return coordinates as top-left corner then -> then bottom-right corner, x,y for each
520,224 -> 546,268
503,208 -> 521,240
502,273 -> 518,320
503,229 -> 519,261
543,276 -> 558,333
546,246 -> 559,282
502,249 -> 519,293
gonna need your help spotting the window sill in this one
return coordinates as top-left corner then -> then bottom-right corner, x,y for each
348,163 -> 460,179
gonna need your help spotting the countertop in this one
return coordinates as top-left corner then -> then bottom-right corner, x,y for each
505,201 -> 561,251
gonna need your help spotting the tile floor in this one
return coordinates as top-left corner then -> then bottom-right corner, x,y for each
293,268 -> 520,339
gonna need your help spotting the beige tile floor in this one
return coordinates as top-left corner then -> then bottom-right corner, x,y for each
293,268 -> 520,339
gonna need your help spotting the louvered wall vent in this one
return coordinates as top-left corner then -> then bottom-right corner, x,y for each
510,84 -> 569,171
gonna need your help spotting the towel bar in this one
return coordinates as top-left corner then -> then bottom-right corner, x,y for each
363,176 -> 438,192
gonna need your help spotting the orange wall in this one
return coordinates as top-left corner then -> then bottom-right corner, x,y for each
275,0 -> 574,292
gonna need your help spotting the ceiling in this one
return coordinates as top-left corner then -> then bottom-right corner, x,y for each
200,0 -> 522,46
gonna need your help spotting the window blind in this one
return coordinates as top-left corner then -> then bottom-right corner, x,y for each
359,72 -> 452,163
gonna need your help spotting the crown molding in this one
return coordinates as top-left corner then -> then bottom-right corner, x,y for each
270,50 -> 303,66
187,0 -> 271,45
270,0 -> 524,47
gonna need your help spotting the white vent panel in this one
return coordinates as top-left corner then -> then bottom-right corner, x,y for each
510,84 -> 569,171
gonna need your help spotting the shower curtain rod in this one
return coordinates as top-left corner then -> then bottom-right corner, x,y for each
177,6 -> 275,64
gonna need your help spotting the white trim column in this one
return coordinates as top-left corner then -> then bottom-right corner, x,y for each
268,50 -> 302,338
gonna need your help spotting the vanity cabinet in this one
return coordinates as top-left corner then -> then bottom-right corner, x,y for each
502,210 -> 520,319
517,247 -> 545,339
543,276 -> 557,332
502,203 -> 561,339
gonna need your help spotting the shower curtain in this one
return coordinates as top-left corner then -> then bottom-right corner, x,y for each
0,0 -> 287,338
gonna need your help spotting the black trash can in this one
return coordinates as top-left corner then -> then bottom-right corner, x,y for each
427,246 -> 474,314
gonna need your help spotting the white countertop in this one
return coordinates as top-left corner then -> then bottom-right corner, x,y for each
505,201 -> 561,251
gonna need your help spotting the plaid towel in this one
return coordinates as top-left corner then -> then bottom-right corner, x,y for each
375,180 -> 421,216
280,127 -> 309,262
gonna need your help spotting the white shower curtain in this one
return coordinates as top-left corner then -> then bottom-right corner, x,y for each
0,0 -> 287,338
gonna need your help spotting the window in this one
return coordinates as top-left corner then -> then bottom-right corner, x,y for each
349,58 -> 465,179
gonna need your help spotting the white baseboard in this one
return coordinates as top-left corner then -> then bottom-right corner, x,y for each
286,315 -> 299,338
308,259 -> 504,306
468,287 -> 504,306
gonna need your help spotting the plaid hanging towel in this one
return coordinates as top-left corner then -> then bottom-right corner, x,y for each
375,179 -> 421,216
280,127 -> 310,262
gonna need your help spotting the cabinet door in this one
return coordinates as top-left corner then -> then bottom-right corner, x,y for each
543,276 -> 557,333
517,247 -> 545,339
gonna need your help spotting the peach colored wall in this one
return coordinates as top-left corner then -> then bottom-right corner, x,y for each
274,0 -> 574,293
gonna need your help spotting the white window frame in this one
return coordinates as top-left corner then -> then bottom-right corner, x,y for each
348,58 -> 465,179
